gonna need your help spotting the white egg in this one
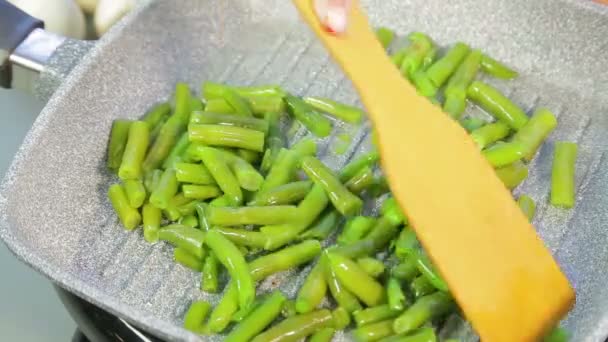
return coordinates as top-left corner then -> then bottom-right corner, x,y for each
94,0 -> 135,36
75,0 -> 98,14
8,0 -> 86,39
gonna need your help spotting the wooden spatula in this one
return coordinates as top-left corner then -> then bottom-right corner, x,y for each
292,1 -> 575,340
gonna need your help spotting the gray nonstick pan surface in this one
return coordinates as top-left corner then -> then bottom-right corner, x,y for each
1,0 -> 608,341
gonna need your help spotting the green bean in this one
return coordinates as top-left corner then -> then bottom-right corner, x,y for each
226,291 -> 287,342
387,277 -> 407,311
237,148 -> 261,164
107,119 -> 132,171
249,240 -> 322,280
338,216 -> 376,245
416,254 -> 448,292
421,46 -> 438,71
148,118 -> 166,143
281,299 -> 298,318
480,54 -> 518,80
174,247 -> 204,271
249,181 -> 312,206
142,102 -> 171,132
482,142 -> 526,168
123,179 -> 146,208
299,209 -> 340,240
302,156 -> 363,216
285,95 -> 332,137
445,49 -> 482,100
232,295 -> 266,323
400,32 -> 434,77
339,152 -> 380,182
376,27 -> 395,49
205,98 -> 235,114
118,121 -> 150,180
205,230 -> 255,310
323,255 -> 362,313
248,95 -> 287,117
162,132 -> 189,169
233,84 -> 287,99
327,253 -> 386,307
353,305 -> 402,327
214,226 -> 268,249
202,82 -> 253,116
334,218 -> 399,259
392,259 -> 419,282
178,200 -> 199,217
142,203 -> 161,243
495,161 -> 528,190
183,184 -> 222,200
391,48 -> 409,67
393,292 -> 454,334
178,214 -> 199,228
108,184 -> 141,230
309,328 -> 335,342
220,149 -> 264,191
208,284 -> 240,332
190,111 -> 269,133
174,162 -> 215,185
303,96 -> 365,124
357,257 -> 385,278
201,252 -> 219,293
158,224 -> 205,258
143,169 -> 163,194
410,71 -> 437,97
381,197 -> 407,226
459,117 -> 486,132
163,193 -> 191,221
207,205 -> 298,226
198,146 -> 243,206
426,43 -> 470,88
257,148 -> 302,196
469,122 -> 511,150
261,112 -> 285,173
183,300 -> 211,333
251,309 -> 334,342
345,166 -> 376,194
378,327 -> 437,342
467,81 -> 529,130
353,319 -> 396,342
442,94 -> 467,119
189,124 -> 264,152
551,142 -> 578,208
296,262 -> 327,314
292,137 -> 318,157
511,108 -> 557,161
518,194 -> 536,221
410,276 -> 435,299
210,195 -> 231,207
149,168 -> 178,209
332,306 -> 351,329
394,227 -> 419,260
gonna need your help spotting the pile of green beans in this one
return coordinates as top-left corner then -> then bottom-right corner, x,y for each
104,26 -> 575,342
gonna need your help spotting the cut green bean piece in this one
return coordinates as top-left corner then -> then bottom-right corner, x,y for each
393,292 -> 454,334
392,259 -> 419,282
482,142 -> 526,168
144,169 -> 163,194
551,142 -> 578,208
163,193 -> 191,221
174,162 -> 215,185
511,108 -> 557,161
296,262 -> 327,314
172,82 -> 192,124
148,117 -> 166,143
467,81 -> 528,130
178,214 -> 199,228
205,98 -> 235,114
281,300 -> 298,318
225,291 -> 286,342
210,195 -> 231,207
299,209 -> 340,240
220,149 -> 264,191
214,226 -> 268,249
142,102 -> 171,132
357,257 -> 385,278
108,184 -> 141,230
149,168 -> 178,209
480,54 -> 518,80
421,46 -> 438,70
261,112 -> 285,173
205,230 -> 254,310
158,224 -> 205,259
416,254 -> 448,292
208,284 -> 240,333
142,204 -> 161,243
190,111 -> 269,133
470,122 -> 511,150
381,197 -> 407,226
376,27 -> 395,49
518,194 -> 536,221
387,277 -> 407,311
174,247 -> 204,271
443,94 -> 467,119
323,255 -> 362,313
249,240 -> 322,280
292,137 -> 318,157
394,227 -> 419,260
346,166 -> 376,194
338,216 -> 376,245
302,156 -> 363,216
232,295 -> 266,323
207,205 -> 298,226
237,148 -> 260,164
410,71 -> 437,97
107,119 -> 132,171
339,152 -> 380,182
332,306 -> 351,329
198,146 -> 243,206
353,305 -> 402,327
202,82 -> 253,116
426,43 -> 470,88
183,300 -> 211,333
162,132 -> 189,169
303,96 -> 365,124
353,319 -> 396,342
310,328 -> 335,342
257,148 -> 302,195
285,95 -> 332,137
249,180 -> 312,206
400,32 -> 434,77
251,309 -> 333,342
183,184 -> 222,200
248,96 -> 287,117
233,84 -> 286,99
189,124 -> 264,152
328,253 -> 386,307
118,121 -> 150,180
201,252 -> 219,293
410,276 -> 435,299
495,161 -> 528,190
445,49 -> 482,100
334,218 -> 399,259
378,327 -> 437,342
459,117 -> 486,132
123,179 -> 146,209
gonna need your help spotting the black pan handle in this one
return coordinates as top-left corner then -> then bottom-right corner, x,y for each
0,0 -> 44,88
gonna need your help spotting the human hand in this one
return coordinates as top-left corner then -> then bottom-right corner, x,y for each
313,0 -> 352,34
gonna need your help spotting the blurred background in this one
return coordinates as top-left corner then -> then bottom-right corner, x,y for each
1,0 -> 135,340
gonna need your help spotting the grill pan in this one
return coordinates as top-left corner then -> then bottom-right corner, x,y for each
1,0 -> 608,341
